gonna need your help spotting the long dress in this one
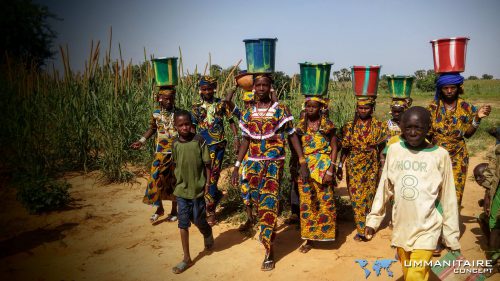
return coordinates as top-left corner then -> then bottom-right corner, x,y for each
239,102 -> 295,252
192,98 -> 237,214
296,115 -> 337,241
143,108 -> 178,206
340,117 -> 388,236
427,98 -> 478,206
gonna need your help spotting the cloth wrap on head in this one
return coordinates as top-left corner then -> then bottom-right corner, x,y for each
253,73 -> 273,83
435,73 -> 464,100
199,75 -> 217,87
356,97 -> 376,106
158,88 -> 176,96
390,99 -> 411,109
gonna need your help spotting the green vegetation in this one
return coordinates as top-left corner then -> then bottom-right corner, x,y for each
1,39 -> 498,214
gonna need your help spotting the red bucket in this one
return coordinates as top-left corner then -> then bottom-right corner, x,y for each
430,37 -> 469,73
351,65 -> 381,97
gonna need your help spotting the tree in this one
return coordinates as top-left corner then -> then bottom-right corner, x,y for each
482,74 -> 493,80
414,69 -> 436,92
468,75 -> 478,80
0,0 -> 59,67
271,71 -> 291,98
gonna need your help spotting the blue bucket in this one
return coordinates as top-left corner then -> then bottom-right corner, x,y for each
243,38 -> 277,73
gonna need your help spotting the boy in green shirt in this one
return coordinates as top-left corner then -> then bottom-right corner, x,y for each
171,110 -> 213,274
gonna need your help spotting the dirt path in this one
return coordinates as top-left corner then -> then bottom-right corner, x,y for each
0,153 -> 496,281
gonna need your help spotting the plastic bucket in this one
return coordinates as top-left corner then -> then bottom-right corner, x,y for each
299,62 -> 333,96
351,65 -> 381,97
430,37 -> 469,73
152,57 -> 178,87
386,75 -> 414,98
243,38 -> 277,73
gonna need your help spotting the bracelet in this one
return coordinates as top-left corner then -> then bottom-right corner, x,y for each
326,170 -> 334,176
139,137 -> 147,144
472,117 -> 481,128
299,158 -> 306,165
234,161 -> 241,167
338,162 -> 343,169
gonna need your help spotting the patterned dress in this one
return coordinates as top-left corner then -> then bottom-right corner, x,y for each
387,119 -> 401,138
340,117 -> 388,236
296,115 -> 337,241
239,102 -> 295,252
427,98 -> 478,206
192,98 -> 237,213
143,108 -> 178,206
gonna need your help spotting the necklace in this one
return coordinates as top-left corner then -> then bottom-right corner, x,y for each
255,100 -> 272,118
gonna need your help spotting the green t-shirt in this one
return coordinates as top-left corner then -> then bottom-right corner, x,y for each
172,135 -> 211,199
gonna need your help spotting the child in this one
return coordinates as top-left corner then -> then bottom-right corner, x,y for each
192,76 -> 239,226
130,87 -> 178,223
171,110 -> 214,274
230,74 -> 309,271
296,96 -> 338,253
365,106 -> 460,281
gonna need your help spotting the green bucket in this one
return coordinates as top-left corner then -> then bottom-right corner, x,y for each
243,38 -> 277,73
299,62 -> 333,96
386,75 -> 414,98
151,57 -> 178,87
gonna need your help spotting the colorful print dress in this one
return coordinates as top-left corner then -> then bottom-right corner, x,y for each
192,98 -> 237,211
296,115 -> 337,241
387,119 -> 401,138
427,98 -> 478,206
143,108 -> 178,206
340,117 -> 388,236
239,102 -> 295,252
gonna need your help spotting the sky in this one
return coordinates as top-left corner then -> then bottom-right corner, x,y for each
39,0 -> 500,78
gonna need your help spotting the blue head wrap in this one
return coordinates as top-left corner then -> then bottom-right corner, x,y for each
435,73 -> 464,100
199,76 -> 217,87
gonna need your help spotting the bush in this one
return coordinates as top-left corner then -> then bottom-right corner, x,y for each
482,74 -> 493,80
16,176 -> 71,213
468,76 -> 478,80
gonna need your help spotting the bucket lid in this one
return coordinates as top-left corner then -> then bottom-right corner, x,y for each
430,37 -> 469,44
243,38 -> 278,43
152,56 -> 178,61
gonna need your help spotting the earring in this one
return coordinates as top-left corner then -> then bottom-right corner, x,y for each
198,90 -> 202,94
252,89 -> 256,93
214,89 -> 217,93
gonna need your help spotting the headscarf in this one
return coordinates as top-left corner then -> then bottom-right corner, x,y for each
253,73 -> 273,83
435,73 -> 464,100
305,96 -> 327,105
158,87 -> 176,96
356,97 -> 376,106
241,91 -> 254,102
390,98 -> 411,109
199,75 -> 217,87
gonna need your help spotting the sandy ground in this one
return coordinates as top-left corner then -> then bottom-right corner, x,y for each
0,152 -> 498,281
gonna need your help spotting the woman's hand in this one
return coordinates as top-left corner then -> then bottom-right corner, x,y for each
233,138 -> 241,154
323,168 -> 335,185
231,167 -> 240,186
477,105 -> 491,119
130,141 -> 143,150
299,163 -> 309,182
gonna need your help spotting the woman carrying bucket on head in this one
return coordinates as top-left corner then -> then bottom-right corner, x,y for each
427,37 -> 491,208
337,65 -> 388,241
384,76 -> 414,150
191,75 -> 240,226
131,57 -> 180,223
230,73 -> 309,270
294,63 -> 339,253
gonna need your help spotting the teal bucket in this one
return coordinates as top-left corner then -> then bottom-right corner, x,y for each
243,38 -> 277,73
299,62 -> 333,96
386,75 -> 414,98
151,57 -> 178,87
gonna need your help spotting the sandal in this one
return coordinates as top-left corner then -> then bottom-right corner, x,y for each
166,214 -> 178,222
172,260 -> 193,274
299,244 -> 312,253
150,208 -> 164,223
261,259 -> 275,271
353,234 -> 367,242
